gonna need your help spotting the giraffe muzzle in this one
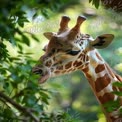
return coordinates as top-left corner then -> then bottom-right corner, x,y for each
32,66 -> 51,84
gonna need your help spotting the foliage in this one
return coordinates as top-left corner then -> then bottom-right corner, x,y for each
104,81 -> 122,114
0,53 -> 51,122
0,0 -> 79,60
89,0 -> 122,12
89,0 -> 100,9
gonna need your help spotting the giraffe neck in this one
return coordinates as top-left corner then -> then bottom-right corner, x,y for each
81,49 -> 121,121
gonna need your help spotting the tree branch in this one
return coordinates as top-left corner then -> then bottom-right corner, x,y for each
0,91 -> 39,122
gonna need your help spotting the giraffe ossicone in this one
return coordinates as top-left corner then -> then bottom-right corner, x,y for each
32,15 -> 122,122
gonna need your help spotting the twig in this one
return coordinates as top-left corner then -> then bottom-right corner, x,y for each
0,91 -> 39,122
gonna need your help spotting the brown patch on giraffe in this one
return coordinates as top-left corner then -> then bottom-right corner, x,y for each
95,74 -> 111,92
95,64 -> 105,73
73,61 -> 82,67
85,73 -> 92,79
85,62 -> 89,67
98,92 -> 115,104
45,60 -> 52,67
96,52 -> 103,61
112,86 -> 118,92
86,55 -> 89,62
105,64 -> 115,79
82,66 -> 89,72
78,53 -> 84,59
82,55 -> 86,62
57,65 -> 63,70
83,50 -> 87,54
53,57 -> 56,61
61,70 -> 67,73
65,62 -> 72,69
118,87 -> 122,92
54,70 -> 61,74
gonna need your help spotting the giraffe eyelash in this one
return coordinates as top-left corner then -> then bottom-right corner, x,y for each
66,50 -> 80,56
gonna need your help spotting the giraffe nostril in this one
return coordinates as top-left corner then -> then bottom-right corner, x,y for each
38,69 -> 43,74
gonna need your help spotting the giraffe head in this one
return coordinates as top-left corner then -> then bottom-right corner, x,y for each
32,16 -> 114,83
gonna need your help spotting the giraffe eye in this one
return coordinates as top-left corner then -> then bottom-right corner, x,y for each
66,50 -> 80,56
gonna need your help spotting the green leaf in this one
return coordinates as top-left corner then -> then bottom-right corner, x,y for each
33,104 -> 44,113
113,82 -> 122,87
119,108 -> 122,114
27,96 -> 37,106
89,0 -> 92,3
112,91 -> 122,96
9,36 -> 17,46
104,100 -> 120,112
9,57 -> 20,61
94,0 -> 100,9
0,67 -> 7,74
22,34 -> 30,46
18,21 -> 24,27
89,0 -> 100,9
40,91 -> 50,99
31,34 -> 40,42
3,82 -> 9,89
3,108 -> 14,118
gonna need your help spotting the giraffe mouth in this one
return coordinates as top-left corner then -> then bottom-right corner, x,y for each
32,68 -> 50,84
38,72 -> 50,83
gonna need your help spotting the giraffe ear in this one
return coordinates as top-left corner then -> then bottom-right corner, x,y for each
43,32 -> 56,40
90,34 -> 114,49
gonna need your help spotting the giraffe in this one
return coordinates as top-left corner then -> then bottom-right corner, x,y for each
32,15 -> 122,122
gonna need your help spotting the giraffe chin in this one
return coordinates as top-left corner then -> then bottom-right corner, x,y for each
38,73 -> 50,84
